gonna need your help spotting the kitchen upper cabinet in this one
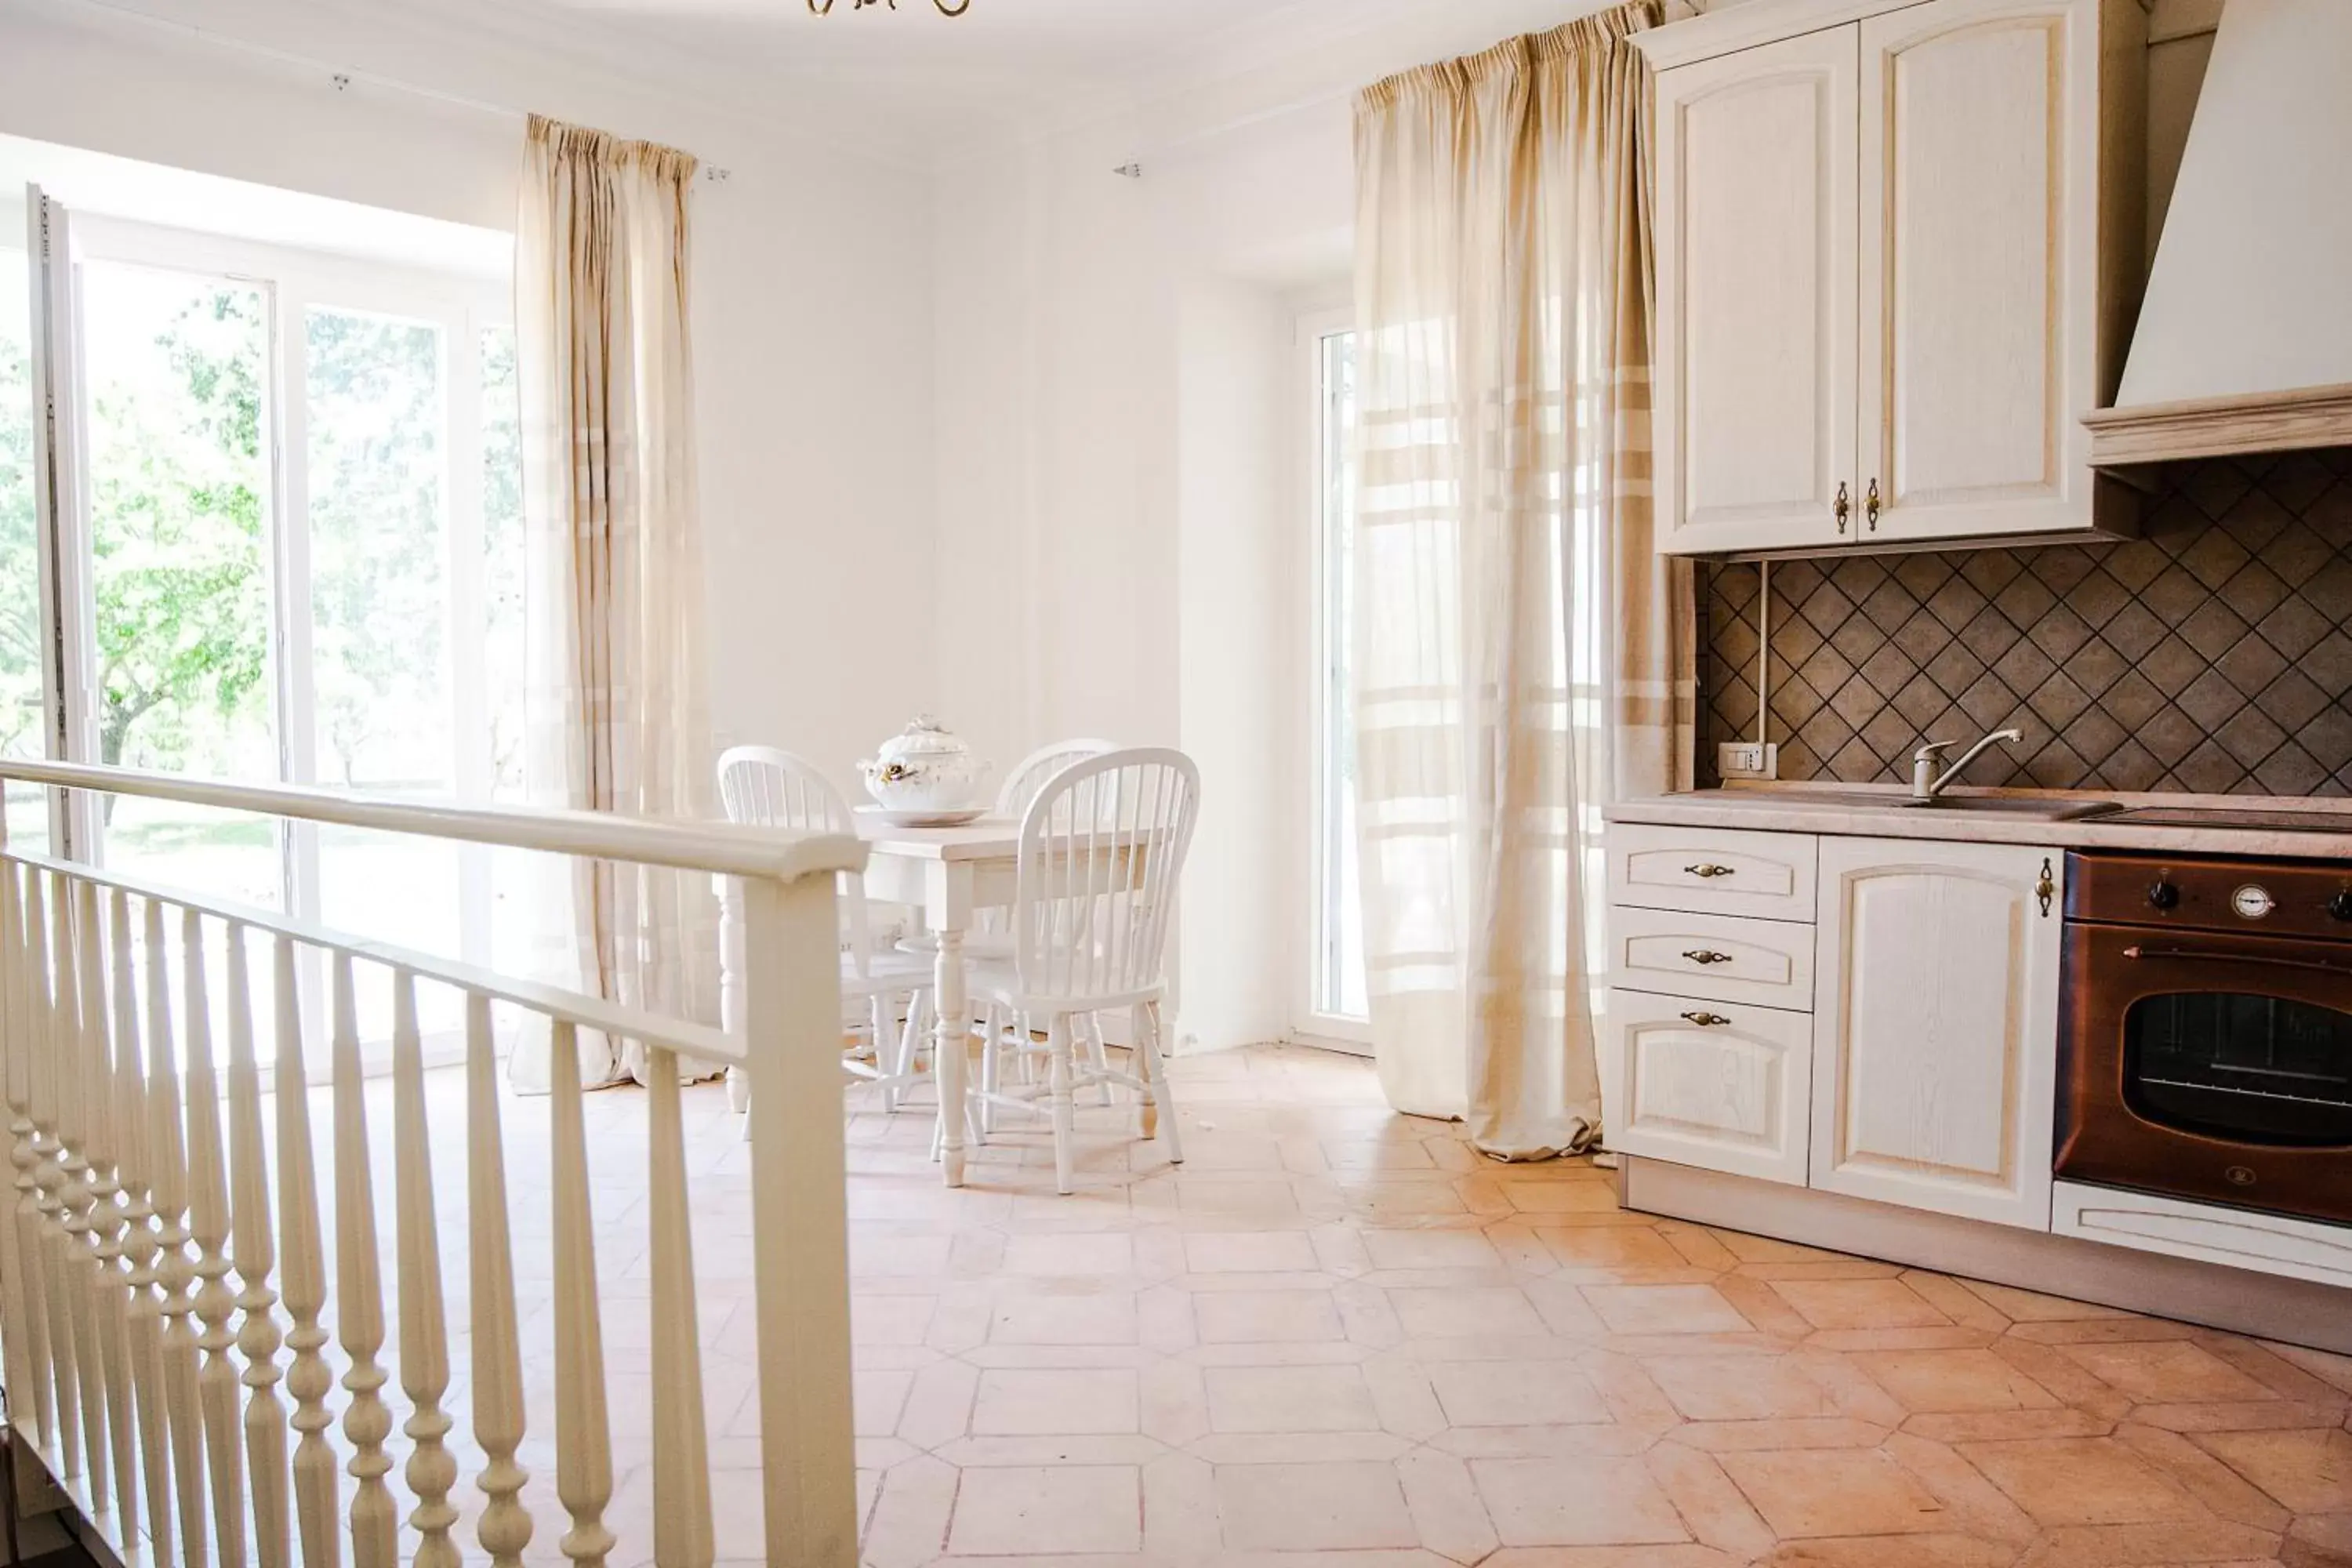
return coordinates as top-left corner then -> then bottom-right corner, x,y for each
1654,27 -> 1858,557
1642,0 -> 2145,557
1809,837 -> 2063,1229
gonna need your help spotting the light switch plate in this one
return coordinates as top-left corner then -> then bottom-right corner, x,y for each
1717,742 -> 1778,780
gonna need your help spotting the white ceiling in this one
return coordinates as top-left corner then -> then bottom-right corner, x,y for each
392,0 -> 1609,167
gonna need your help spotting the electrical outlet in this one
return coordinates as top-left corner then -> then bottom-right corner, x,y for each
1717,742 -> 1779,781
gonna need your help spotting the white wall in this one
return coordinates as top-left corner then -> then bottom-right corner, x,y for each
0,0 -> 938,785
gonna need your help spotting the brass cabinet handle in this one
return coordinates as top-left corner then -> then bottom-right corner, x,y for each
1682,949 -> 1734,966
1834,481 -> 1850,535
1680,1011 -> 1732,1028
1865,477 -> 1882,531
1683,864 -> 1737,880
2038,857 -> 2056,919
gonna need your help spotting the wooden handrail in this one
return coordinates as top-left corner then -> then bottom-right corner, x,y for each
0,760 -> 866,883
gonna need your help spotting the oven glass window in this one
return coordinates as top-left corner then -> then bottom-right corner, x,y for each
2123,993 -> 2352,1146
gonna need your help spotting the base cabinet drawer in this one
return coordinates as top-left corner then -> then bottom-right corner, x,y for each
1608,823 -> 1818,921
1611,905 -> 1815,1010
1605,989 -> 1812,1187
2053,1182 -> 2352,1289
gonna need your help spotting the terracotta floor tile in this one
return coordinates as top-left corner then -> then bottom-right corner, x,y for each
946,1464 -> 1142,1555
1428,1359 -> 1609,1428
1857,1348 -> 2062,1414
1769,1278 -> 1951,1331
2191,1428 -> 2352,1514
1718,1446 -> 1951,1537
1390,1285 -> 1550,1338
970,1369 -> 1142,1436
1192,1288 -> 1345,1344
1956,1437 -> 2207,1526
1213,1460 -> 1419,1551
1581,1284 -> 1754,1335
1642,1356 -> 1839,1421
1472,1453 -> 1690,1546
1363,1228 -> 1506,1271
2059,1340 -> 2279,1405
1181,1230 -> 1320,1274
1203,1364 -> 1381,1433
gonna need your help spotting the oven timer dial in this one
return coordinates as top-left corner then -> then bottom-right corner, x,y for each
2331,891 -> 2352,923
2147,880 -> 2180,911
2230,884 -> 2277,921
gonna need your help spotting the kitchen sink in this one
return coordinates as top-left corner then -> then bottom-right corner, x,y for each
1894,796 -> 2122,821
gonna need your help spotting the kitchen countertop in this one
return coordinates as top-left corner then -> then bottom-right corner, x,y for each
1608,785 -> 2352,861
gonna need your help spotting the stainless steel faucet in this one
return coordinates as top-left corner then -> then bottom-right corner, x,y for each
1911,728 -> 2024,800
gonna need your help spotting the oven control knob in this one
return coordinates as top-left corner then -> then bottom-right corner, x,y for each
2147,880 -> 2181,911
2330,891 -> 2352,923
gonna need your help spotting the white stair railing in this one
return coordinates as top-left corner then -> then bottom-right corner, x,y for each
0,759 -> 865,1568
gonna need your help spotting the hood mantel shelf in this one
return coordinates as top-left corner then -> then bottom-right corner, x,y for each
2085,383 -> 2352,474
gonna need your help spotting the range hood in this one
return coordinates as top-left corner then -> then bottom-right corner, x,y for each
2085,0 -> 2352,467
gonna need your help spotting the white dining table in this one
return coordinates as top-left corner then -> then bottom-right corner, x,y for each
855,814 -> 1025,1187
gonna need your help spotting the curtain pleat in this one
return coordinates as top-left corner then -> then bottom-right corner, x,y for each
1352,2 -> 1695,1158
509,114 -> 720,1092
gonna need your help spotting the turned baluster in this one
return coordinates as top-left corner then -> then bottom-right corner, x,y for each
550,1020 -> 615,1568
31,869 -> 85,1480
182,908 -> 248,1564
2,862 -> 55,1450
646,1044 -> 715,1568
144,895 -> 209,1567
329,953 -> 397,1568
272,935 -> 339,1568
390,971 -> 459,1567
224,920 -> 291,1568
466,993 -> 532,1568
109,889 -> 173,1564
74,879 -> 136,1526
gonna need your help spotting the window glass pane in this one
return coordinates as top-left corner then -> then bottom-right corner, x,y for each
1319,329 -> 1367,1020
307,306 -> 458,1033
0,246 -> 49,851
82,262 -> 277,906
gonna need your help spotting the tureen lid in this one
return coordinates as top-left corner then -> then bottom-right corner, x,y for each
875,715 -> 970,762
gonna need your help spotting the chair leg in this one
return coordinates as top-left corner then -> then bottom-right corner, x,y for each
726,1065 -> 750,1116
977,1002 -> 1000,1141
873,993 -> 898,1112
1137,1000 -> 1181,1163
1047,1014 -> 1076,1196
1083,1013 -> 1112,1107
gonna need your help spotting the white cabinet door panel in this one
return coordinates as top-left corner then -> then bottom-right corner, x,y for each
1657,26 -> 1859,556
1607,989 -> 1812,1187
1811,837 -> 2061,1229
1858,0 -> 2103,543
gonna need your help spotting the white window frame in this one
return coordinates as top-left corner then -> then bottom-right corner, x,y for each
48,213 -> 514,1063
1292,307 -> 1370,1054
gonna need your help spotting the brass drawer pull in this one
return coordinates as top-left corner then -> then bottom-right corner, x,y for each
1682,949 -> 1734,966
1680,1011 -> 1732,1028
1683,864 -> 1737,880
1865,477 -> 1882,531
1834,481 -> 1850,535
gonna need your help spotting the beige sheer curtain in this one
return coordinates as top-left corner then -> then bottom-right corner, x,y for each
1352,2 -> 1694,1158
508,114 -> 720,1091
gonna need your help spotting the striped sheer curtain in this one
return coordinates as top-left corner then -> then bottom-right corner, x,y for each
510,114 -> 721,1091
1352,2 -> 1694,1159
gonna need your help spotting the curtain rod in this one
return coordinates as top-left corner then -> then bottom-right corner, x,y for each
49,0 -> 735,180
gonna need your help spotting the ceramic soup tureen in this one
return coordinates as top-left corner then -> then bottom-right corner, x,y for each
858,717 -> 991,813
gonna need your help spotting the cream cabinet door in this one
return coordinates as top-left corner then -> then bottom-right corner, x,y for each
1855,0 -> 2104,543
1606,989 -> 1812,1187
1655,27 -> 1859,556
1810,838 -> 2062,1229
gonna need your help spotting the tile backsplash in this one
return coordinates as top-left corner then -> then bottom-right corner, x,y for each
1700,448 -> 2352,796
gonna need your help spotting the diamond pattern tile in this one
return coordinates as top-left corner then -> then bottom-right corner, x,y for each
1702,449 -> 2352,793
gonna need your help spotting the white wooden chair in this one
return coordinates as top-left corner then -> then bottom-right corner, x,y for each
717,746 -> 934,1113
965,748 -> 1200,1192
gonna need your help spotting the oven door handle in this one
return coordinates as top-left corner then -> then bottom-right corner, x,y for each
2122,944 -> 2352,979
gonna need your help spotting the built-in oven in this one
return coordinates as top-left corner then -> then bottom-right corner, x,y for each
2056,851 -> 2352,1228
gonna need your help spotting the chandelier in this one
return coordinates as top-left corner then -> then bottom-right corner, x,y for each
808,0 -> 971,13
